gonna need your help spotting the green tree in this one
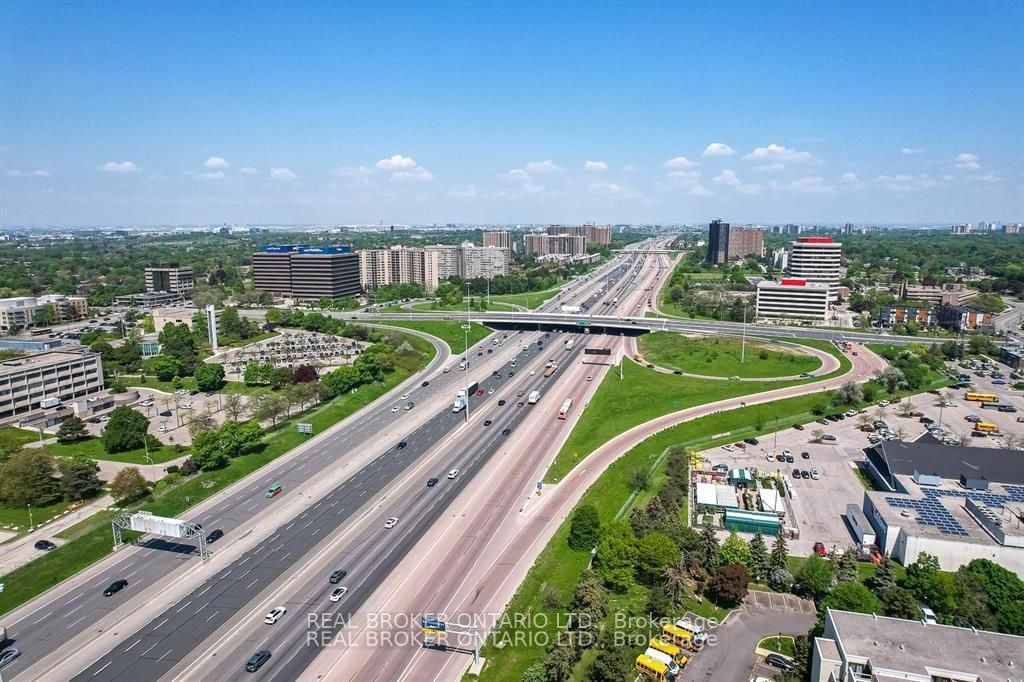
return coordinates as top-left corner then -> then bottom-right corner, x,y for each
997,602 -> 1024,636
821,582 -> 880,615
158,322 -> 199,374
56,415 -> 88,443
58,456 -> 104,501
101,405 -> 150,454
186,411 -> 217,437
636,532 -> 681,584
0,449 -> 61,507
251,393 -> 288,425
222,392 -> 246,421
594,520 -> 638,592
748,532 -> 769,583
190,430 -> 230,470
720,531 -> 751,569
834,550 -> 859,584
880,586 -> 920,620
109,467 -> 149,502
798,553 -> 834,599
194,363 -> 226,392
769,530 -> 789,573
568,504 -> 602,551
958,559 -> 1024,615
868,558 -> 897,594
835,381 -> 863,405
697,515 -> 720,572
148,354 -> 183,381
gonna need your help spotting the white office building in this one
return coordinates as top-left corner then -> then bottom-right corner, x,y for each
786,237 -> 842,302
755,279 -> 830,321
0,348 -> 105,419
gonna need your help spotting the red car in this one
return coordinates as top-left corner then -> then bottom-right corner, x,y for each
734,442 -> 746,449
813,542 -> 826,556
476,388 -> 484,396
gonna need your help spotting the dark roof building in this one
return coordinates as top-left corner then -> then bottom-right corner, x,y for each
865,439 -> 1024,491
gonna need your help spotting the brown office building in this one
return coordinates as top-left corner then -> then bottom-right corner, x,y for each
252,245 -> 360,301
706,219 -> 764,264
546,224 -> 611,245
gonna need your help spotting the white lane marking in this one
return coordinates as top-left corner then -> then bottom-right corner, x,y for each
141,641 -> 160,656
123,638 -> 142,652
247,578 -> 259,589
153,617 -> 169,630
91,661 -> 112,677
66,615 -> 88,630
32,610 -> 54,625
176,600 -> 193,613
205,610 -> 220,622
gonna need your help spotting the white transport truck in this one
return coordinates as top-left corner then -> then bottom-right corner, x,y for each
527,390 -> 540,404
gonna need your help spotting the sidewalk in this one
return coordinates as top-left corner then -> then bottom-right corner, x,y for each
0,494 -> 114,575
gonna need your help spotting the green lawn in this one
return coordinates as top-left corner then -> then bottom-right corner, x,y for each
489,287 -> 562,309
0,498 -> 74,532
122,375 -> 271,396
45,436 -> 182,465
411,300 -> 519,312
374,320 -> 492,354
0,426 -> 40,451
638,332 -> 822,378
0,331 -> 436,617
758,636 -> 796,657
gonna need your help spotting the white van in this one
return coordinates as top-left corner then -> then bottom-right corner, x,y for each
447,469 -> 460,479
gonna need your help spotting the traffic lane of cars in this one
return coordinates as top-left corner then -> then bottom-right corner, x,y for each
192,346 -> 578,681
76,339 -> 565,681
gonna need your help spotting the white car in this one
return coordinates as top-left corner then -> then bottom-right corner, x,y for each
264,606 -> 287,624
391,406 -> 400,413
878,400 -> 890,406
443,367 -> 451,373
810,468 -> 820,480
722,444 -> 735,452
447,469 -> 459,479
400,394 -> 409,400
384,517 -> 399,529
329,587 -> 348,602
586,375 -> 593,382
765,453 -> 774,461
782,450 -> 792,458
488,388 -> 495,395
530,370 -> 536,376
158,424 -> 168,432
140,399 -> 154,407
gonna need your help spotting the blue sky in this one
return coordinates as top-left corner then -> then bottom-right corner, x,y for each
1,0 -> 1021,226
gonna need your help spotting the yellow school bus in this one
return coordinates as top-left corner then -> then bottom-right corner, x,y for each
635,654 -> 669,680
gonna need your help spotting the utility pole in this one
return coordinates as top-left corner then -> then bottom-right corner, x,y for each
741,303 -> 748,364
464,283 -> 471,422
27,503 -> 34,530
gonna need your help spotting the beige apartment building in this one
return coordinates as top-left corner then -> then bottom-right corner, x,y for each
0,295 -> 89,332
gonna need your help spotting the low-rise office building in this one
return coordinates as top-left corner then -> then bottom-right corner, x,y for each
0,295 -> 89,332
861,438 -> 1024,577
114,291 -> 187,309
150,306 -> 201,333
876,305 -> 935,328
0,348 -> 104,420
145,263 -> 194,297
252,245 -> 361,301
899,281 -> 977,306
755,278 -> 830,321
812,608 -> 1022,682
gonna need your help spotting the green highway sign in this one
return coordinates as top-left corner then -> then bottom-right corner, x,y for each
576,320 -> 591,327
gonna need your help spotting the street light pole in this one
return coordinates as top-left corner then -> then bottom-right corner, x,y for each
741,303 -> 748,364
27,503 -> 33,530
464,283 -> 471,422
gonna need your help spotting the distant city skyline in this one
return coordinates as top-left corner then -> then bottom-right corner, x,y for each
1,1 -> 1021,226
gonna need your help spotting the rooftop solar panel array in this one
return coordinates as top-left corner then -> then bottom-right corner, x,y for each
884,484 -> 1024,537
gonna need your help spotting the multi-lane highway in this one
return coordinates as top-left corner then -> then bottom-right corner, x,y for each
2,244 -> 656,679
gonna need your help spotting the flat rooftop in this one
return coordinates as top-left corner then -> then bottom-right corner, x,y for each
0,349 -> 96,376
826,609 -> 1022,678
867,439 -> 1024,487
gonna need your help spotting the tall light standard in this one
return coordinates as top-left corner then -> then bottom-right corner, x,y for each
464,283 -> 471,422
27,503 -> 34,530
741,302 -> 748,364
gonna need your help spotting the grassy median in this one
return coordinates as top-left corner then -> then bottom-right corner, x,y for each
0,332 -> 435,617
373,319 -> 492,354
637,332 -> 823,378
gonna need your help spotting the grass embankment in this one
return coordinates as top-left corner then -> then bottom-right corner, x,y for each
45,437 -> 181,465
638,332 -> 822,378
545,340 -> 848,484
374,320 -> 492,354
412,300 -> 519,313
0,498 -> 74,531
121,375 -> 270,396
0,426 -> 39,450
489,288 -> 562,309
0,333 -> 436,617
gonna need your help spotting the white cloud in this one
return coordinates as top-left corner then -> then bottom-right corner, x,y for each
712,169 -> 741,187
392,167 -> 434,182
99,161 -> 140,173
744,143 -> 815,163
840,172 -> 859,183
522,183 -> 546,194
204,156 -> 229,169
269,167 -> 298,180
736,183 -> 764,195
789,176 -> 834,194
955,153 -> 980,170
665,169 -> 707,196
753,163 -> 785,173
970,173 -> 1001,183
524,159 -> 564,173
503,169 -> 531,182
688,184 -> 710,196
6,169 -> 52,177
195,171 -> 226,181
376,154 -> 418,171
901,147 -> 923,155
583,160 -> 608,172
239,167 -> 258,175
622,164 -> 638,172
873,174 -> 948,192
702,143 -> 736,157
448,184 -> 478,199
591,181 -> 622,194
663,156 -> 699,169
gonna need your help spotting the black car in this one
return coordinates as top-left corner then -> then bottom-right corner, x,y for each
517,402 -> 524,408
329,569 -> 348,584
484,419 -> 492,426
744,437 -> 759,446
826,414 -> 840,422
765,654 -> 793,671
477,352 -> 483,356
801,470 -> 811,479
793,423 -> 805,430
245,650 -> 272,673
498,400 -> 506,406
103,579 -> 128,597
816,418 -> 830,425
487,349 -> 492,354
422,381 -> 430,387
396,441 -> 407,450
792,468 -> 801,479
501,428 -> 512,436
426,478 -> 438,487
508,371 -> 515,376
34,539 -> 57,551
206,529 -> 224,543
785,454 -> 794,463
801,451 -> 810,459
